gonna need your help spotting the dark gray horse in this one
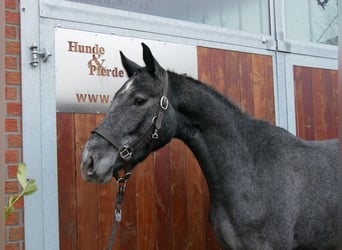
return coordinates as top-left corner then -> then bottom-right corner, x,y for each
80,43 -> 338,250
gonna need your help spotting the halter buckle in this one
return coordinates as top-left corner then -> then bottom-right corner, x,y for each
119,145 -> 133,161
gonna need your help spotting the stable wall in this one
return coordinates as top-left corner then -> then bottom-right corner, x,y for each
3,0 -> 24,249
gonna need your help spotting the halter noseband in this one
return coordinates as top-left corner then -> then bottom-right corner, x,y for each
91,72 -> 169,180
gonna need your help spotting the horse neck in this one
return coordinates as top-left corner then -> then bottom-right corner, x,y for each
169,72 -> 255,195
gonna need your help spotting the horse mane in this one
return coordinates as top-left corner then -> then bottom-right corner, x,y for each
167,70 -> 247,118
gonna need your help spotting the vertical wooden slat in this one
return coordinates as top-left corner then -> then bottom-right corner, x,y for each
211,48 -> 226,96
75,114 -> 99,250
239,53 -> 254,115
251,54 -> 266,119
250,54 -> 275,123
57,113 -> 78,250
197,46 -> 214,86
119,170 -> 138,249
154,145 -> 172,249
312,69 -> 326,140
301,67 -> 315,140
136,154 -> 156,250
169,139 -> 188,249
294,66 -> 306,138
323,69 -> 338,139
263,55 -> 276,124
185,147 -> 206,250
225,51 -> 241,106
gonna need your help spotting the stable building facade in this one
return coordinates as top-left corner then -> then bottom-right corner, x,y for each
1,0 -> 338,249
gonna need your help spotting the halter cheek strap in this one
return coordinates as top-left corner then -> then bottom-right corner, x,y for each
91,72 -> 169,179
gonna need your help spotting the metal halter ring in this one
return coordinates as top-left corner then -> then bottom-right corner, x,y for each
160,96 -> 169,110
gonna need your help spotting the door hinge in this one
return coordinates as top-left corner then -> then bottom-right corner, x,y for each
30,43 -> 52,67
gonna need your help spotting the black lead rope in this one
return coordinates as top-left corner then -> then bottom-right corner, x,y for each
107,172 -> 131,250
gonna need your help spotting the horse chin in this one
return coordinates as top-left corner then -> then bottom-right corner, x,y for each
99,170 -> 115,184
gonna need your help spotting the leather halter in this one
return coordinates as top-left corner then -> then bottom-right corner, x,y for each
91,72 -> 169,180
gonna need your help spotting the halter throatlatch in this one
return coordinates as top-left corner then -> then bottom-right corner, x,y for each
91,72 -> 170,180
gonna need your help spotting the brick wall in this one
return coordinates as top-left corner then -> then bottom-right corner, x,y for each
4,0 -> 24,249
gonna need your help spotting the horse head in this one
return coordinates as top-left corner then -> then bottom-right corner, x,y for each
80,43 -> 176,183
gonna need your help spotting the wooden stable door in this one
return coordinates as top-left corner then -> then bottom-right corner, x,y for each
57,47 -> 276,250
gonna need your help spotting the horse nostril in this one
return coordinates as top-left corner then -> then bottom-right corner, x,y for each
87,156 -> 96,176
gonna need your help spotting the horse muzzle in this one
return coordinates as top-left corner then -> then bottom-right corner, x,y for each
80,146 -> 120,183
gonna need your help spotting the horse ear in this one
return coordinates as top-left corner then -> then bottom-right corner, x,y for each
142,43 -> 165,78
120,51 -> 142,77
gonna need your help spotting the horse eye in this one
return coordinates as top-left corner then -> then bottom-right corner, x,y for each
133,97 -> 147,106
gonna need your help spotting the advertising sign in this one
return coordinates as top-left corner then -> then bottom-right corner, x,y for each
55,28 -> 198,113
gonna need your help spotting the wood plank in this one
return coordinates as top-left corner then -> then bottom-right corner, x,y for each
263,55 -> 275,124
211,48 -> 226,96
75,114 -> 99,250
198,47 -> 214,86
225,51 -> 241,106
251,54 -> 267,119
136,154 -> 156,250
239,53 -> 254,115
169,139 -> 188,249
154,145 -> 172,249
294,66 -> 306,139
301,67 -> 315,140
185,147 -> 206,250
119,167 -> 138,250
312,69 -> 326,140
323,69 -> 338,139
57,113 -> 78,250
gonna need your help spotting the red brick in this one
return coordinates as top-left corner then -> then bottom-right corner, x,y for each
6,41 -> 20,55
5,26 -> 17,39
5,211 -> 20,226
7,103 -> 22,115
8,226 -> 24,241
5,10 -> 20,25
5,118 -> 18,132
5,181 -> 19,194
7,165 -> 18,179
5,0 -> 17,9
6,71 -> 21,84
5,149 -> 19,163
13,197 -> 24,209
7,134 -> 22,147
5,56 -> 17,69
5,242 -> 20,250
5,87 -> 17,100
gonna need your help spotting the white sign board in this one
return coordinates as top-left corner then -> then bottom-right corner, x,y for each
55,28 -> 198,113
